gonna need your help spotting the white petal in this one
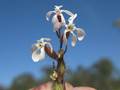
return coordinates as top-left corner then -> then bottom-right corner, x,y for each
44,38 -> 51,42
63,29 -> 69,44
52,15 -> 62,31
32,44 -> 38,53
71,31 -> 77,47
40,38 -> 51,42
77,28 -> 85,41
55,5 -> 63,9
46,11 -> 55,21
61,14 -> 66,25
32,48 -> 45,62
61,10 -> 74,16
68,13 -> 77,24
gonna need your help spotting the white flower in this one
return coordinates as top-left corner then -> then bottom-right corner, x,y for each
63,13 -> 85,47
46,5 -> 74,31
32,38 -> 53,62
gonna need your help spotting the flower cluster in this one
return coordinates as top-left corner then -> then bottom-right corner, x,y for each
32,5 -> 85,62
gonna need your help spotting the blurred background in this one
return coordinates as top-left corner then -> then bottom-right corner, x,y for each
0,0 -> 120,90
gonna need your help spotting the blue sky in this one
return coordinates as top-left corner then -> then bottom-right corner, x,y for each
0,0 -> 120,87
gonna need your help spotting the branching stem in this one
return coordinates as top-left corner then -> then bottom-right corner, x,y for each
54,28 -> 69,90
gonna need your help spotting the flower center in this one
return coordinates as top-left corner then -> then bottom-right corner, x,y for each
67,24 -> 74,31
56,10 -> 61,15
37,42 -> 44,48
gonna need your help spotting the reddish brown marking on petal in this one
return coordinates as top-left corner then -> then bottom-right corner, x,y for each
77,30 -> 84,37
72,35 -> 77,46
31,46 -> 37,53
57,15 -> 62,22
61,32 -> 70,43
44,46 -> 58,60
66,32 -> 70,39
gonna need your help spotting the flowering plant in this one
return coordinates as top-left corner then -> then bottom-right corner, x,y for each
31,5 -> 85,90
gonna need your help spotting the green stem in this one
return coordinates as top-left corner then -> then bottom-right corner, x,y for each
53,49 -> 66,90
57,58 -> 65,83
52,29 -> 67,90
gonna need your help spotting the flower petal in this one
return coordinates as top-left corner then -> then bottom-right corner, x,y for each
52,15 -> 62,31
63,29 -> 69,44
61,14 -> 66,25
40,38 -> 51,42
71,31 -> 77,47
55,5 -> 63,9
46,11 -> 55,21
68,13 -> 77,24
31,44 -> 38,53
77,28 -> 85,41
32,48 -> 45,62
61,10 -> 74,16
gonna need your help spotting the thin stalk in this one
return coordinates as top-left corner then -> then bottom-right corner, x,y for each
56,31 -> 60,38
64,44 -> 68,55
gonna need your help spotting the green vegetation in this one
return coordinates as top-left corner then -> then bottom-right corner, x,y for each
1,58 -> 120,90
